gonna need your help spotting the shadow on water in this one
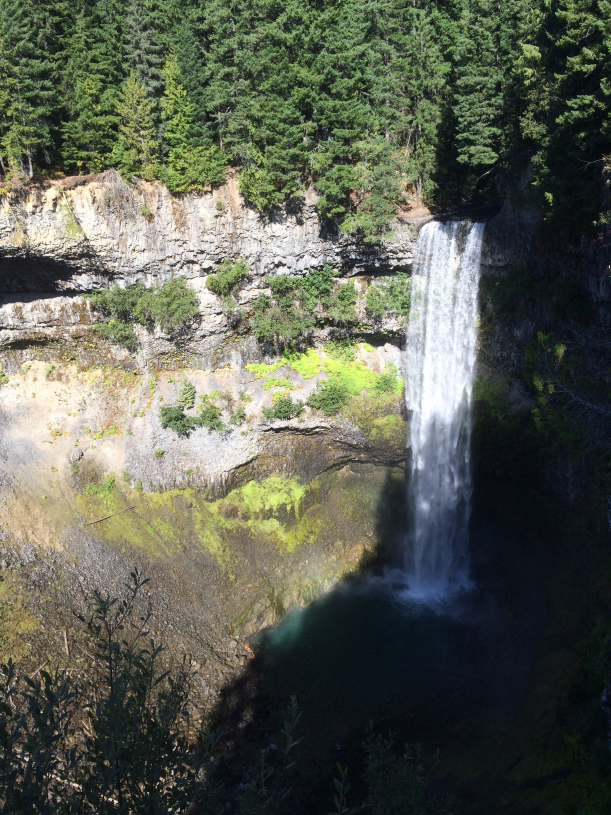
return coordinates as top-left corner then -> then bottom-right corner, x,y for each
204,468 -> 560,813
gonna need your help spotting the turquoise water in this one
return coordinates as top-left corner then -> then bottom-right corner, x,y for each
255,513 -> 546,726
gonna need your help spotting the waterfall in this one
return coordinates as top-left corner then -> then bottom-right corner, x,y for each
404,219 -> 485,598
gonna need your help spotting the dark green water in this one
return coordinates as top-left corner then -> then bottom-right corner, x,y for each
256,512 -> 547,728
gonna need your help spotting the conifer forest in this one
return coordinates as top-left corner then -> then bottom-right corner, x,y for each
1,0 -> 610,237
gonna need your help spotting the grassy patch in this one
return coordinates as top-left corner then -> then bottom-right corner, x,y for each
282,348 -> 323,378
83,475 -> 116,498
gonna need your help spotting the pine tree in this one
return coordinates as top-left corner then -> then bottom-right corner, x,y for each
160,49 -> 226,192
112,74 -> 159,181
124,0 -> 165,115
61,0 -> 124,173
0,0 -> 58,181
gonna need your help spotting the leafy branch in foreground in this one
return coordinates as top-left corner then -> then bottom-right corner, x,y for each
0,570 -> 218,815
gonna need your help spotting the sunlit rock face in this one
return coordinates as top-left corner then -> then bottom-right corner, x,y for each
0,170 -> 417,292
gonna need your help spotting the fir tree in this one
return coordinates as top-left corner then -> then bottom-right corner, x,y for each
112,74 -> 159,181
0,0 -> 58,181
124,0 -> 165,114
160,49 -> 226,192
61,0 -> 124,173
452,0 -> 503,182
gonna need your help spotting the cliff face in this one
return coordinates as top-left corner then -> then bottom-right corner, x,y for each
0,176 -> 415,671
0,171 -> 418,360
0,171 -> 418,289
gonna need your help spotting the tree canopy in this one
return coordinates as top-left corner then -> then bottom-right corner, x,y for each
0,0 -> 609,236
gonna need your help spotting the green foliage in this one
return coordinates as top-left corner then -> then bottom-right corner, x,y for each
328,281 -> 358,325
111,74 -> 159,181
262,395 -> 305,421
0,569 -> 449,815
84,474 -> 116,497
177,376 -> 195,409
230,405 -> 247,425
307,379 -> 351,415
60,2 -> 122,174
473,375 -> 509,423
94,319 -> 138,350
0,571 -> 218,814
90,279 -> 198,343
363,729 -> 432,815
161,49 -> 227,193
366,273 -> 412,319
252,292 -> 314,349
252,267 -> 358,348
90,283 -> 145,322
374,363 -> 402,394
160,405 -> 192,436
135,278 -> 199,333
2,0 -> 610,233
325,339 -> 357,363
206,259 -> 249,297
196,398 -> 225,431
0,0 -> 58,182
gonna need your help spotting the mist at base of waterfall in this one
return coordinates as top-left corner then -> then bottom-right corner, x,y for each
256,513 -> 546,723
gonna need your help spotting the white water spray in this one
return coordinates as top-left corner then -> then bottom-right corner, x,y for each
403,219 -> 485,598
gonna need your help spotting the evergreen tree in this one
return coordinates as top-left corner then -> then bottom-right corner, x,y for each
112,74 -> 159,181
529,0 -> 611,218
175,11 -> 213,146
452,0 -> 503,186
0,0 -> 58,181
61,0 -> 124,174
124,0 -> 165,115
160,49 -> 226,191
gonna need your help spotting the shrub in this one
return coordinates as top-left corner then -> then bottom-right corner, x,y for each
177,377 -> 196,409
90,284 -> 145,322
252,294 -> 313,347
373,362 -> 402,394
366,273 -> 411,319
307,379 -> 350,415
94,319 -> 138,350
262,395 -> 305,421
328,281 -> 357,324
0,571 -> 218,815
90,279 -> 198,342
206,258 -> 249,297
366,285 -> 386,318
196,398 -> 225,431
230,405 -> 247,425
160,405 -> 192,436
326,338 -> 357,362
252,267 -> 360,346
298,264 -> 335,311
135,278 -> 199,333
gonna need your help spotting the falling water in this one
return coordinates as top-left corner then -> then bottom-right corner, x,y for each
404,219 -> 486,598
